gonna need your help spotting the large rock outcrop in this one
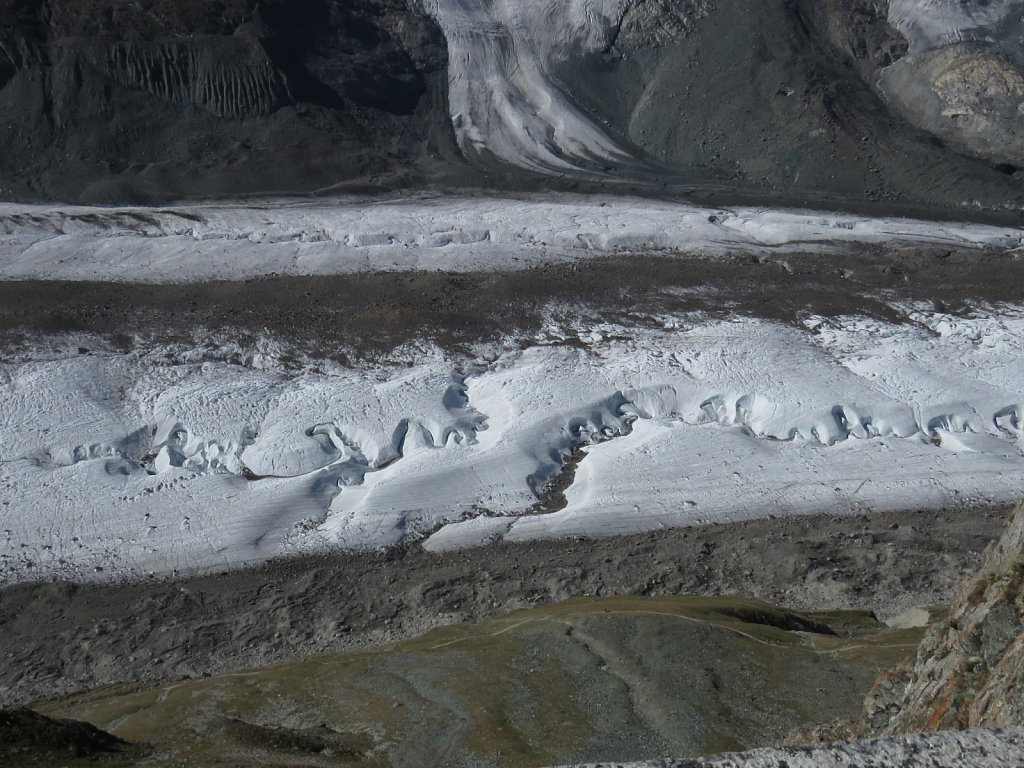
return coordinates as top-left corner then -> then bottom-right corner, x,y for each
878,1 -> 1024,170
867,501 -> 1024,733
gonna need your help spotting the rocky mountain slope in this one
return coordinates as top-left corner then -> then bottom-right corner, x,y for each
19,596 -> 928,766
553,502 -> 1024,766
867,501 -> 1024,734
553,0 -> 1024,210
0,0 -> 461,202
0,0 -> 1022,208
5,506 -> 1021,766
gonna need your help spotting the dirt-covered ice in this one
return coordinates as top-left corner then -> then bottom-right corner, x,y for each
414,0 -> 641,173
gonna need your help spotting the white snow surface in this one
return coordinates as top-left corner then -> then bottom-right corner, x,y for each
554,728 -> 1024,768
887,0 -> 1021,53
2,307 -> 1023,584
0,194 -> 1019,283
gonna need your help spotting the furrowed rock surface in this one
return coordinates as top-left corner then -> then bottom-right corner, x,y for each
1,0 -> 1024,208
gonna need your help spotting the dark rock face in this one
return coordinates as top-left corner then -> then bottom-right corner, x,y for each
0,0 -> 458,203
0,707 -> 135,764
79,37 -> 289,118
1,0 -> 1022,209
607,0 -> 713,50
551,0 -> 1024,211
44,0 -> 258,39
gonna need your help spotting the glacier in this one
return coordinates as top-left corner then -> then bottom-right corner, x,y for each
0,194 -> 1018,282
2,307 -> 1023,584
2,0 -> 1023,587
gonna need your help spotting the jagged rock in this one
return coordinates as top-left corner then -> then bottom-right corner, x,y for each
867,501 -> 1024,734
801,0 -> 909,74
0,0 -> 456,202
805,0 -> 1024,169
880,45 -> 1024,167
555,727 -> 1024,767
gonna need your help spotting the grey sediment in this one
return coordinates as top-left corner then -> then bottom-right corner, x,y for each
1,246 -> 1022,361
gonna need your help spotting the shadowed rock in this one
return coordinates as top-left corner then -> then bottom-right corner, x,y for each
0,707 -> 137,764
553,727 -> 1024,767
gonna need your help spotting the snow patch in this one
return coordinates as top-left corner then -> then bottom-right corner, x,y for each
888,0 -> 1019,53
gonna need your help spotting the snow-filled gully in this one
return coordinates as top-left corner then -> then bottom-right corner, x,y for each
2,309 -> 1023,584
